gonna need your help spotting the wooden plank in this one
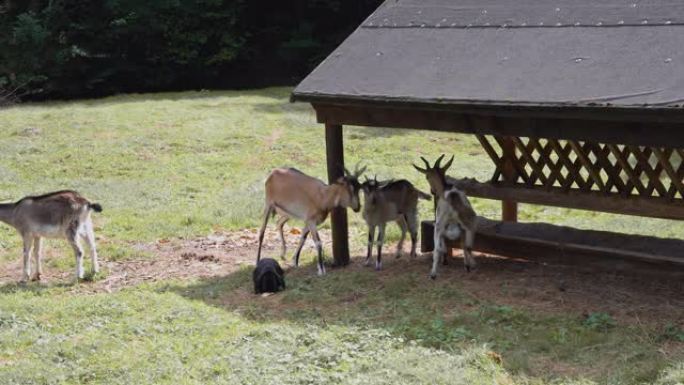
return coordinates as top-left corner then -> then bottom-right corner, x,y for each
592,143 -> 626,194
548,139 -> 581,191
494,135 -> 531,185
420,219 -> 684,268
537,139 -> 566,189
446,177 -> 684,220
312,104 -> 684,147
514,137 -> 548,185
300,96 -> 684,124
499,135 -> 519,222
476,135 -> 502,183
653,148 -> 684,199
628,146 -> 669,197
325,123 -> 350,267
608,144 -> 646,196
568,140 -> 606,192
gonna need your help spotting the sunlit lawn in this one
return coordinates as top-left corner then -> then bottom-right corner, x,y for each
0,88 -> 682,384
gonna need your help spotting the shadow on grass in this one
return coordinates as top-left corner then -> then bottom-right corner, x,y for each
158,253 -> 684,383
0,280 -> 75,295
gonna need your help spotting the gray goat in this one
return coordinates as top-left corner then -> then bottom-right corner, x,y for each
361,177 -> 431,270
0,190 -> 102,282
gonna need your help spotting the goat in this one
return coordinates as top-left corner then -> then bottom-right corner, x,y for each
361,176 -> 430,270
414,155 -> 478,278
256,165 -> 365,276
253,258 -> 286,294
0,190 -> 102,282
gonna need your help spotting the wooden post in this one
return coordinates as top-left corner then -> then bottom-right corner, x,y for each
501,135 -> 519,222
325,123 -> 350,266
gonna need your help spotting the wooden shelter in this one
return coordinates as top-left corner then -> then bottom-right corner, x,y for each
292,0 -> 684,267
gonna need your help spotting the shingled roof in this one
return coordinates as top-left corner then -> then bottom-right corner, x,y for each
292,0 -> 684,112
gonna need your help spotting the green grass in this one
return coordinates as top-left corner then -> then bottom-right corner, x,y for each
0,265 -> 682,384
0,88 -> 682,384
1,87 -> 682,261
0,282 -> 511,385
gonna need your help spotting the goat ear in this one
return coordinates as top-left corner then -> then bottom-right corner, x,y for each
442,155 -> 454,172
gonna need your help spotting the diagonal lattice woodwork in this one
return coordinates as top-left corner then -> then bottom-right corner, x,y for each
477,135 -> 684,202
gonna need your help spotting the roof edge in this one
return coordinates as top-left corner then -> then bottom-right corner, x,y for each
290,92 -> 684,123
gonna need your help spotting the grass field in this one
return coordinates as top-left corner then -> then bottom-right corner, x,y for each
0,88 -> 682,384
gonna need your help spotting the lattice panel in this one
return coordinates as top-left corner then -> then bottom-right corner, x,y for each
478,135 -> 684,201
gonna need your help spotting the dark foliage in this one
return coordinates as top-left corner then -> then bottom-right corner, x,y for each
0,0 -> 382,100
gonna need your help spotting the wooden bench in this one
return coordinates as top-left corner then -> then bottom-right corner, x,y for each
420,135 -> 684,267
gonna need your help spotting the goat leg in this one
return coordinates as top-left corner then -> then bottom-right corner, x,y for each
256,206 -> 274,262
68,230 -> 85,280
276,216 -> 289,260
431,227 -> 447,279
463,228 -> 476,272
408,213 -> 418,258
21,235 -> 32,283
308,224 -> 326,276
376,223 -> 385,270
31,237 -> 42,281
395,217 -> 407,259
292,228 -> 309,268
365,225 -> 375,267
83,222 -> 99,274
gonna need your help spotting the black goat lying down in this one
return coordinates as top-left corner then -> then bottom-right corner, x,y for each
253,258 -> 286,294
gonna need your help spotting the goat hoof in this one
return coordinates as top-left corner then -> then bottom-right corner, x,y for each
364,259 -> 371,267
429,273 -> 437,280
30,273 -> 41,282
375,263 -> 382,271
395,253 -> 401,259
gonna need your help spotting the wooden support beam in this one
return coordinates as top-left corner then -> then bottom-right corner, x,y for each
500,136 -> 519,222
447,177 -> 684,220
325,123 -> 350,267
312,103 -> 684,147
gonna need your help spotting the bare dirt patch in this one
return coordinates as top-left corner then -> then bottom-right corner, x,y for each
0,227 -> 330,293
1,228 -> 682,328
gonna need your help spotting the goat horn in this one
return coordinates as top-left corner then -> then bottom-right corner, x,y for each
435,154 -> 446,169
420,156 -> 431,170
342,165 -> 352,177
413,163 -> 427,174
355,165 -> 367,177
441,155 -> 454,172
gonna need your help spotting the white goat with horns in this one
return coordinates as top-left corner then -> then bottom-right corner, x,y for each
257,165 -> 365,276
0,190 -> 102,282
414,155 -> 478,279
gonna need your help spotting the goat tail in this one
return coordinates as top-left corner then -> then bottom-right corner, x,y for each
416,189 -> 432,200
89,203 -> 103,213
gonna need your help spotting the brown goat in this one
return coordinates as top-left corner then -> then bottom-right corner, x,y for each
257,165 -> 365,276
